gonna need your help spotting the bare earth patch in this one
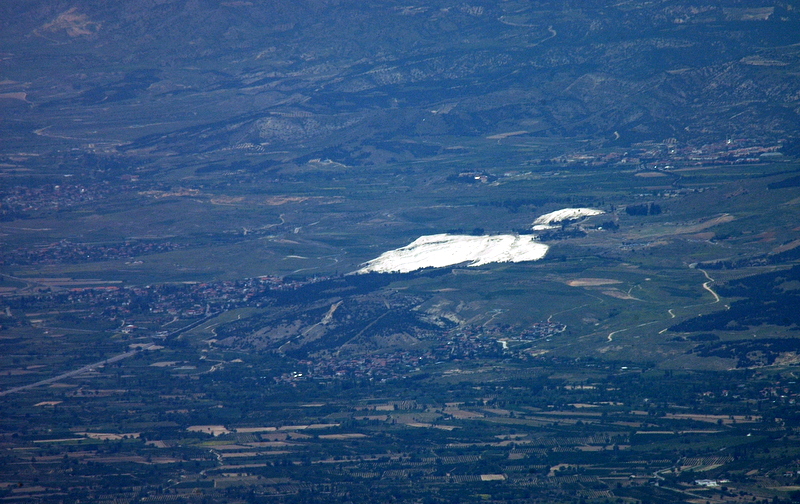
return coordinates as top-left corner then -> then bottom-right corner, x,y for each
486,130 -> 528,139
265,196 -> 311,205
772,239 -> 800,254
673,214 -> 735,235
601,289 -> 640,300
0,92 -> 30,102
566,278 -> 622,287
36,8 -> 101,37
318,433 -> 369,440
210,196 -> 246,205
445,408 -> 484,419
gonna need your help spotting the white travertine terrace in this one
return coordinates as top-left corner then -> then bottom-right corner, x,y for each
356,234 -> 549,274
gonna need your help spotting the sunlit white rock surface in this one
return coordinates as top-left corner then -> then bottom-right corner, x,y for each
355,234 -> 549,274
532,207 -> 605,230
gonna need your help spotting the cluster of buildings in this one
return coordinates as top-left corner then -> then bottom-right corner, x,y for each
17,275 -> 325,328
517,321 -> 567,340
0,181 -> 126,215
550,137 -> 783,169
2,239 -> 185,266
276,322 -> 565,383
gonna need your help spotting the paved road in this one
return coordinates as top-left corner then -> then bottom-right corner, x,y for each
0,312 -> 219,397
0,344 -> 155,397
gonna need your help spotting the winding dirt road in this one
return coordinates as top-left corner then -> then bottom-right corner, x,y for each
606,267 -> 721,342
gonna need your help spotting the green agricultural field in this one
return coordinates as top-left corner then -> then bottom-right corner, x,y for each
2,0 -> 800,501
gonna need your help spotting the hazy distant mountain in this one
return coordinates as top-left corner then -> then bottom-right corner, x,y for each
2,0 -> 798,164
